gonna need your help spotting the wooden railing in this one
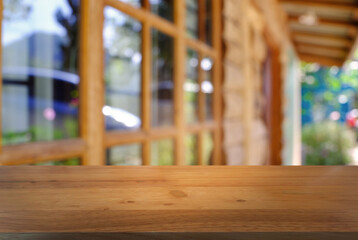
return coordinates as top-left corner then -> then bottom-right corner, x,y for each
1,166 -> 358,239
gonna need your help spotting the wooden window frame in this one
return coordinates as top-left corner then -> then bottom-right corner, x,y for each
0,0 -> 223,166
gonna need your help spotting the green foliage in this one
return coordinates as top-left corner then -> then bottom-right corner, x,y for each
302,121 -> 355,165
202,132 -> 213,165
151,140 -> 174,166
157,140 -> 174,166
64,117 -> 79,138
2,130 -> 30,145
185,135 -> 197,165
3,118 -> 80,166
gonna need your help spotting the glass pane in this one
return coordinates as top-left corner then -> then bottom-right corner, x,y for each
201,57 -> 214,120
203,131 -> 213,165
151,29 -> 174,127
186,0 -> 212,44
32,158 -> 81,166
185,134 -> 198,165
205,0 -> 212,46
185,49 -> 199,124
119,0 -> 141,8
104,7 -> 142,131
2,0 -> 80,146
151,139 -> 174,165
107,144 -> 142,165
150,0 -> 173,22
186,0 -> 198,39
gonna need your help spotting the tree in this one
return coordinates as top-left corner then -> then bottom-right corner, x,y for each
56,0 -> 80,73
3,0 -> 31,21
301,62 -> 358,125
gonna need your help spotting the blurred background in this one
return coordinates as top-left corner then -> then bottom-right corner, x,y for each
301,59 -> 358,166
2,0 -> 358,166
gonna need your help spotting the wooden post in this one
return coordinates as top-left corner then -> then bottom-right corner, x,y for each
264,29 -> 283,166
269,48 -> 283,165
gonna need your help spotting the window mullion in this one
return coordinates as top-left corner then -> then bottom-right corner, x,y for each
142,0 -> 150,10
198,54 -> 205,123
142,19 -> 151,165
212,0 -> 223,165
198,0 -> 206,42
80,0 -> 106,165
197,53 -> 205,166
174,0 -> 186,165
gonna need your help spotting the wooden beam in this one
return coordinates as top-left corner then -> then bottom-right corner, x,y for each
289,21 -> 357,39
105,0 -> 178,37
0,139 -> 85,165
287,0 -> 358,6
185,37 -> 217,58
288,15 -> 357,27
297,43 -> 348,58
292,32 -> 353,48
288,16 -> 358,36
280,0 -> 358,12
281,1 -> 358,21
300,53 -> 344,66
186,122 -> 216,133
105,128 -> 178,147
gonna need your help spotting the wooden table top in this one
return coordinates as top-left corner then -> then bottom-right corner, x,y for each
1,166 -> 358,239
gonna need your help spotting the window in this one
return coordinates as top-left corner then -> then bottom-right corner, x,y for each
103,7 -> 142,132
0,0 -> 222,166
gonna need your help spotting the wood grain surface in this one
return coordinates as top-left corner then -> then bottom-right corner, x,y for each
0,166 -> 358,237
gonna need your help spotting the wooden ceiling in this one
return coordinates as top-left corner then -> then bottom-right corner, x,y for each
279,0 -> 358,66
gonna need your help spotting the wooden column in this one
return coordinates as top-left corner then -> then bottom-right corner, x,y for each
264,29 -> 283,166
269,48 -> 283,165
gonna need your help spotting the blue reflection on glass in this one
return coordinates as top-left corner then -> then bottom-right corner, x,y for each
2,0 -> 80,145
